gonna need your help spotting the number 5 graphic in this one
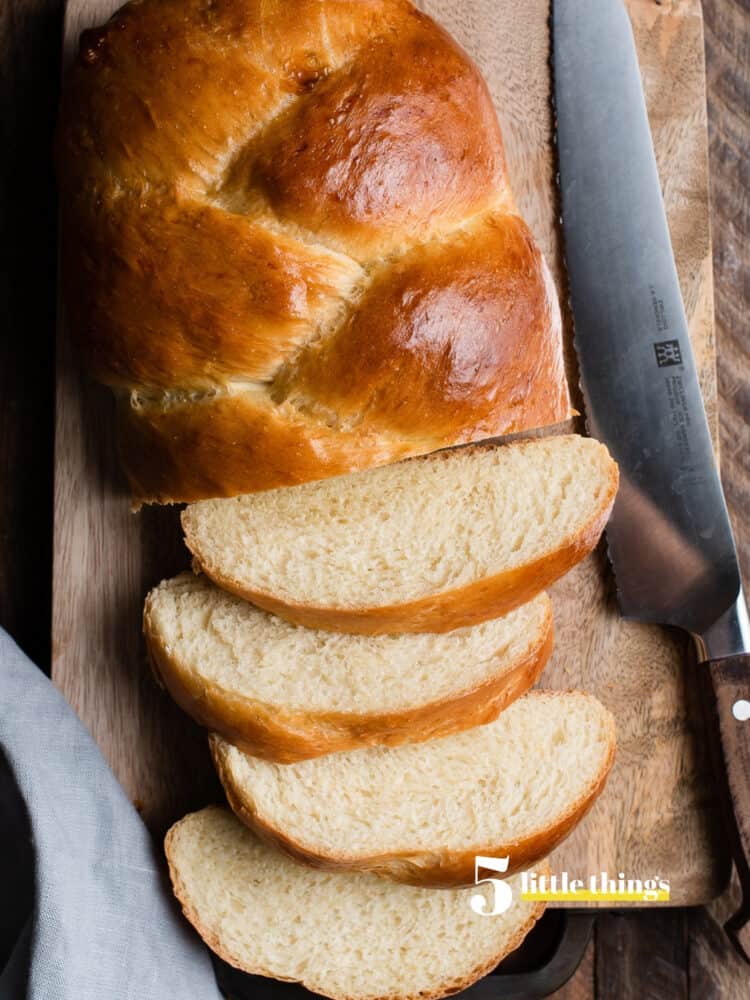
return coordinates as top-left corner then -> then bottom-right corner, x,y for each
470,855 -> 513,916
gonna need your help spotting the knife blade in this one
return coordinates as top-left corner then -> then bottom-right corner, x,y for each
553,0 -> 750,954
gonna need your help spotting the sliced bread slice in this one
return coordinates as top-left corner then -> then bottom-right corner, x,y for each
144,574 -> 553,762
211,691 -> 615,888
182,435 -> 618,634
166,807 -> 548,1000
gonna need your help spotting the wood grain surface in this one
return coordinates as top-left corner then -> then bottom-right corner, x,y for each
0,0 -> 747,995
559,0 -> 750,991
51,0 -> 729,902
686,0 -> 750,990
53,0 -> 222,832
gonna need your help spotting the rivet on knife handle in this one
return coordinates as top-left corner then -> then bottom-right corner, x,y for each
707,654 -> 750,963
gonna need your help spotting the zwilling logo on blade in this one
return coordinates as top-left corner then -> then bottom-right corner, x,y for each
654,340 -> 683,367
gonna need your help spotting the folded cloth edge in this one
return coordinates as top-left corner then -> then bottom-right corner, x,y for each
0,628 -> 221,1000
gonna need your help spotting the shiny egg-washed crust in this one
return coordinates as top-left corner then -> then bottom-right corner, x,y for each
182,444 -> 620,635
165,807 -> 549,1000
143,593 -> 553,762
210,696 -> 616,889
57,0 -> 572,504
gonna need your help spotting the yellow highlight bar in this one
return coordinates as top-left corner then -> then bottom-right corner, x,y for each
521,891 -> 670,903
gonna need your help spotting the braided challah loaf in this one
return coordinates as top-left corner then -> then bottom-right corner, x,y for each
57,0 -> 572,504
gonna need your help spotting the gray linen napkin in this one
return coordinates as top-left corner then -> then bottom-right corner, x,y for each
0,627 -> 222,1000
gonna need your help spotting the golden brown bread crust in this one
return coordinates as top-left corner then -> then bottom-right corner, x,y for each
143,595 -> 554,762
165,806 -> 549,1000
63,199 -> 362,391
183,455 -> 619,634
119,390 -> 412,501
210,704 -> 616,889
57,0 -> 572,503
274,215 -> 569,441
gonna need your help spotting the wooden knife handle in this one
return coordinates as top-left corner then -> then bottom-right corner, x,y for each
707,653 -> 750,962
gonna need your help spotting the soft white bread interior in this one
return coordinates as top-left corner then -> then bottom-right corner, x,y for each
212,691 -> 616,888
183,435 -> 618,635
144,574 -> 553,762
166,807 -> 548,1000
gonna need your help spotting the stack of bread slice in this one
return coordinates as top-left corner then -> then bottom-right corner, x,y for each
148,434 -> 618,999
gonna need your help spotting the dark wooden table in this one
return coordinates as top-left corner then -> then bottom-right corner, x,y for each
1,0 -> 748,995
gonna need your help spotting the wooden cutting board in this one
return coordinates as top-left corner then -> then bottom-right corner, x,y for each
53,0 -> 727,906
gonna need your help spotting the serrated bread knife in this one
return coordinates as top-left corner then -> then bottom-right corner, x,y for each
554,0 -> 750,954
